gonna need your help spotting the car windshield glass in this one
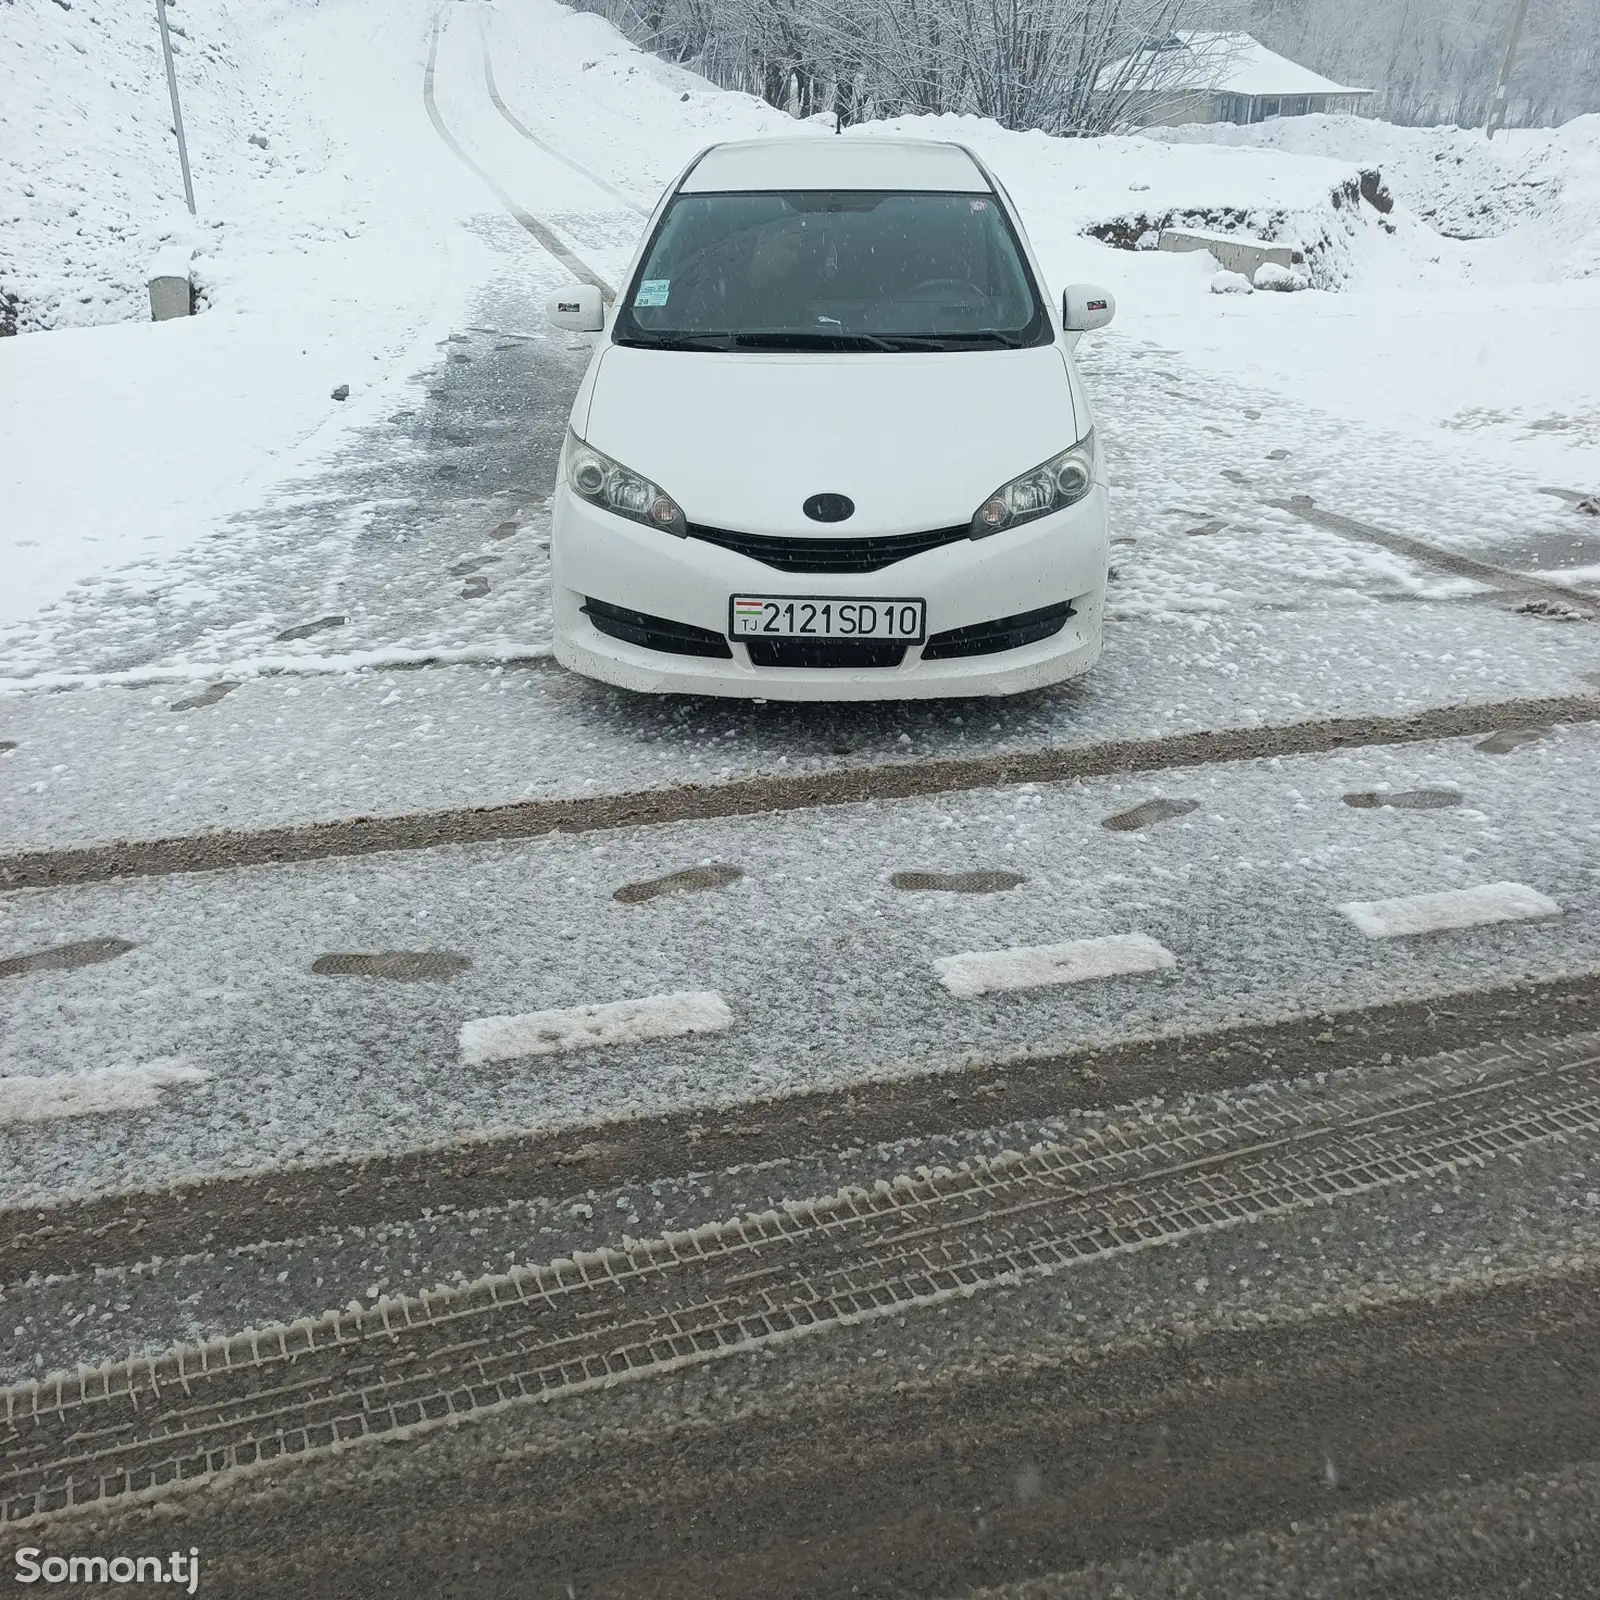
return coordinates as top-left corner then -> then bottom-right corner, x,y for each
615,189 -> 1046,349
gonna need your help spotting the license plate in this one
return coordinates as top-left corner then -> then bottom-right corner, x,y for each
729,595 -> 926,642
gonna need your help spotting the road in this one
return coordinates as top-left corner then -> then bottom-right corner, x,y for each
4,5 -> 1600,1594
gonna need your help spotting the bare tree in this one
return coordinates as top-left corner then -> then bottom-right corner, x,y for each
1243,0 -> 1599,126
573,0 -> 1236,133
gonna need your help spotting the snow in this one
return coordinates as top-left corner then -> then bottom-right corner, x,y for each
934,934 -> 1176,998
1098,32 -> 1369,100
6,721 -> 1600,1204
458,990 -> 734,1064
1252,262 -> 1306,290
0,0 -> 504,627
0,1061 -> 208,1127
1337,882 -> 1563,939
1210,269 -> 1254,294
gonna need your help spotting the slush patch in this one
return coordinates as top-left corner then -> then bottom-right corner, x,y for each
0,1062 -> 209,1126
169,681 -> 238,713
614,864 -> 743,904
312,952 -> 471,982
890,870 -> 1025,894
936,933 -> 1175,998
1476,726 -> 1549,754
274,614 -> 346,642
1338,882 -> 1561,939
633,279 -> 670,307
1102,797 -> 1200,831
1343,788 -> 1462,811
460,576 -> 490,599
1,937 -> 136,980
460,991 -> 732,1064
491,520 -> 519,540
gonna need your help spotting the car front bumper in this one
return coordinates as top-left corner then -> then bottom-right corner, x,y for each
550,486 -> 1108,701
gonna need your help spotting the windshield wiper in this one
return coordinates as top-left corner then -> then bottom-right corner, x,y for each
878,331 -> 1033,351
614,334 -> 736,352
725,331 -> 911,352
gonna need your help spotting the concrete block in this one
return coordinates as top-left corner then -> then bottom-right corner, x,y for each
148,245 -> 194,322
1158,228 -> 1294,280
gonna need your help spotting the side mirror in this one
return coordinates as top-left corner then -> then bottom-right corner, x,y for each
546,284 -> 605,333
1062,284 -> 1116,333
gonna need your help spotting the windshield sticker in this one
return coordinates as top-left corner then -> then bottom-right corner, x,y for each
634,279 -> 671,307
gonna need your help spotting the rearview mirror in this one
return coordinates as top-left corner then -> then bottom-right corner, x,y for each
546,284 -> 606,333
1062,284 -> 1116,333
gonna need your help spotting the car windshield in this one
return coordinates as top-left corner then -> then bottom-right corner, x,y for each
615,189 -> 1047,350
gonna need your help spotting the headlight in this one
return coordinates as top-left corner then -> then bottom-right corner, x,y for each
971,431 -> 1097,538
564,430 -> 686,536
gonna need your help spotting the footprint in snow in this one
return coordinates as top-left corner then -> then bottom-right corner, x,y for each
614,864 -> 744,904
169,681 -> 238,712
311,952 -> 471,982
274,615 -> 345,642
1343,789 -> 1462,810
1,938 -> 136,980
890,870 -> 1025,894
1475,727 -> 1549,754
460,576 -> 491,599
1102,797 -> 1200,831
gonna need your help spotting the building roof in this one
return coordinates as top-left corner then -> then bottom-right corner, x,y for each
1096,31 -> 1370,99
682,136 -> 989,194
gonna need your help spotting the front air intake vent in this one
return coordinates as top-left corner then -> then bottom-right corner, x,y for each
583,598 -> 732,658
687,523 -> 971,574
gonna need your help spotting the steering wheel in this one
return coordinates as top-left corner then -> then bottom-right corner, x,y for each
906,277 -> 986,299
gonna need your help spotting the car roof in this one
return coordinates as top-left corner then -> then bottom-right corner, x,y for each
679,136 -> 991,194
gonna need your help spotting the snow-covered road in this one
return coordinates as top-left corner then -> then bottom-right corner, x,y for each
3,719 -> 1597,1205
6,14 -> 1600,1569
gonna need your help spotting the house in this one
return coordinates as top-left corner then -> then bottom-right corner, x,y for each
1096,32 -> 1372,128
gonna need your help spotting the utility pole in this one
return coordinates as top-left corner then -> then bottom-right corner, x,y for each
155,0 -> 196,212
1484,0 -> 1532,139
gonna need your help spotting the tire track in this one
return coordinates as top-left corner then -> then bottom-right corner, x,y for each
476,8 -> 650,218
422,5 -> 615,297
4,1031 -> 1597,1526
2,691 -> 1595,889
1273,496 -> 1600,619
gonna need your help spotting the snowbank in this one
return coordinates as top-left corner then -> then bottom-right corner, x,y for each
1153,113 -> 1600,281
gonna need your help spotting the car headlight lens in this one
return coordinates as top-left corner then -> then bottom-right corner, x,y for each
972,431 -> 1096,538
565,430 -> 686,536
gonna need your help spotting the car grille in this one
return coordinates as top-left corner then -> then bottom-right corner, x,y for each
743,638 -> 908,669
582,598 -> 732,659
686,522 -> 972,574
920,600 -> 1073,660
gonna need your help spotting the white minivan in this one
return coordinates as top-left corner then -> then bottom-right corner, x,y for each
545,135 -> 1115,701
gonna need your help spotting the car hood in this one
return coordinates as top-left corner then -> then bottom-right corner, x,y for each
579,344 -> 1080,537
